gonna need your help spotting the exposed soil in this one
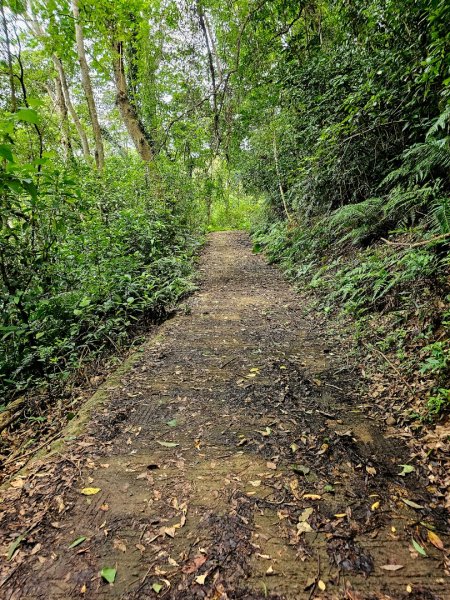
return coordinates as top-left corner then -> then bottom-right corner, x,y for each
1,231 -> 449,599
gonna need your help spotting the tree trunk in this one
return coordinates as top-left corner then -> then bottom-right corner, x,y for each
196,1 -> 220,152
111,39 -> 154,162
1,0 -> 17,111
54,73 -> 73,161
53,56 -> 91,162
71,0 -> 104,170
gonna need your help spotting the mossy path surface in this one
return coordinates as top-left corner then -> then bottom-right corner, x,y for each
1,232 -> 449,600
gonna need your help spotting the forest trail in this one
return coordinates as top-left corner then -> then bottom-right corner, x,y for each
1,231 -> 449,600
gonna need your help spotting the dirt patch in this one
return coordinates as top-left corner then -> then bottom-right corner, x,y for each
1,232 -> 449,599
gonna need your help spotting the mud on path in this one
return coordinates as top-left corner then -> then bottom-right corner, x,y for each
1,231 -> 449,600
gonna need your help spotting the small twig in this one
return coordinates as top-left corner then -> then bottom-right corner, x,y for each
3,431 -> 62,468
381,232 -> 450,248
308,554 -> 321,600
362,341 -> 415,395
219,356 -> 238,369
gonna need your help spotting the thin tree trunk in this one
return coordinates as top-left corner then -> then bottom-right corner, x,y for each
111,39 -> 154,162
71,0 -> 104,170
53,55 -> 91,161
196,1 -> 220,151
1,0 -> 17,111
54,73 -> 73,161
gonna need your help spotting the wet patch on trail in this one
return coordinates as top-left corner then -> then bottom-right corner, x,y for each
1,232 -> 449,600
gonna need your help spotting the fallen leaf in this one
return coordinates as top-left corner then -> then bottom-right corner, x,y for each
318,580 -> 326,591
152,583 -> 163,593
334,513 -> 347,518
195,574 -> 207,585
366,466 -> 377,476
80,584 -> 87,593
10,478 -> 24,489
290,443 -> 299,453
80,487 -> 101,496
428,530 -> 444,550
166,419 -> 177,427
299,507 -> 314,522
258,427 -> 271,436
249,480 -> 261,487
266,462 -> 277,470
380,564 -> 404,571
411,538 -> 427,557
55,495 -> 65,513
303,494 -> 321,500
317,443 -> 328,455
398,464 -> 415,477
30,543 -> 42,555
371,501 -> 380,511
156,441 -> 179,448
266,566 -> 274,575
7,533 -> 25,561
291,464 -> 310,476
100,567 -> 116,584
297,521 -> 312,534
69,536 -> 86,549
182,555 -> 207,574
113,539 -> 127,553
164,526 -> 176,538
401,498 -> 424,510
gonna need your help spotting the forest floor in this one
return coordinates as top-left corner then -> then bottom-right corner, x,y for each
1,231 -> 450,600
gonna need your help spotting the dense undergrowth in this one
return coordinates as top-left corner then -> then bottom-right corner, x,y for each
253,218 -> 450,418
241,0 -> 450,418
1,125 -> 202,405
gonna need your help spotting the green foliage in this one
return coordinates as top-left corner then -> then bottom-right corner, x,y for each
208,193 -> 259,231
0,128 -> 200,400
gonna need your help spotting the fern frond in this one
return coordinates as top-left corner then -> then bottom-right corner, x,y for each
428,196 -> 450,234
427,103 -> 450,138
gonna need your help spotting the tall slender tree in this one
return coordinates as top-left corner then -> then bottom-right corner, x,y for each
71,0 -> 104,170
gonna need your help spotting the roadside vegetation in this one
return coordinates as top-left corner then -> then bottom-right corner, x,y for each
242,0 -> 450,421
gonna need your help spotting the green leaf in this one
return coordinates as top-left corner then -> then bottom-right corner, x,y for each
290,464 -> 310,476
156,440 -> 179,447
400,498 -> 424,510
166,419 -> 178,427
152,583 -> 163,593
69,536 -> 86,549
0,144 -> 14,162
7,533 -> 25,561
398,464 -> 415,476
16,108 -> 39,124
412,538 -> 427,557
100,567 -> 117,583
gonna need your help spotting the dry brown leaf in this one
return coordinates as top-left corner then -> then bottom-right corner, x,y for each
380,564 -> 404,571
182,555 -> 207,574
428,530 -> 444,550
113,538 -> 127,553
